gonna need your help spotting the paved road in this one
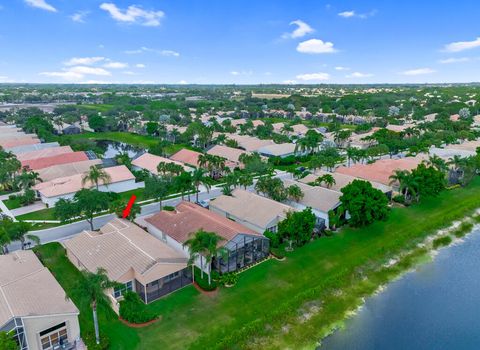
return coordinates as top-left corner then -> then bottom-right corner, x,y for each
8,170 -> 292,251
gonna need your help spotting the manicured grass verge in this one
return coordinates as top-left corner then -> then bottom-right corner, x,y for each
34,178 -> 480,350
33,243 -> 140,350
16,207 -> 56,221
3,197 -> 21,210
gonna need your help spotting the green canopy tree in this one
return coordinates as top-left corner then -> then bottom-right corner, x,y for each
340,180 -> 389,227
144,175 -> 170,210
278,208 -> 316,246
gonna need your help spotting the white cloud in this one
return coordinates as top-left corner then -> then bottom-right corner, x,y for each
100,3 -> 165,27
124,47 -> 180,57
230,70 -> 252,76
438,57 -> 470,64
103,61 -> 128,69
338,10 -> 376,19
282,20 -> 314,39
443,37 -> 480,53
70,11 -> 89,23
338,11 -> 355,18
24,0 -> 57,12
400,68 -> 436,76
178,80 -> 188,85
122,71 -> 136,75
297,39 -> 336,54
39,71 -> 84,81
64,57 -> 106,66
335,66 -> 350,71
68,66 -> 111,76
296,72 -> 330,81
0,76 -> 11,82
346,72 -> 373,78
282,80 -> 297,84
135,63 -> 146,68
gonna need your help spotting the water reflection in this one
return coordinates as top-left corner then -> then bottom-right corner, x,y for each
95,140 -> 143,159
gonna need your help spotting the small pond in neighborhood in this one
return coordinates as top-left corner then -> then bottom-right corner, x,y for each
95,140 -> 143,159
317,228 -> 480,350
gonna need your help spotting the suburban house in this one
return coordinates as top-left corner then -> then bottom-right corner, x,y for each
132,152 -> 193,175
16,146 -> 74,162
207,145 -> 248,168
141,201 -> 269,274
21,152 -> 90,171
300,170 -> 393,198
0,250 -> 80,350
36,159 -> 102,182
336,156 -> 425,186
170,148 -> 203,168
63,218 -> 191,309
209,189 -> 294,234
272,123 -> 310,138
33,165 -> 140,206
282,179 -> 342,229
8,142 -> 61,155
224,134 -> 275,152
445,139 -> 480,153
2,137 -> 40,150
258,143 -> 298,158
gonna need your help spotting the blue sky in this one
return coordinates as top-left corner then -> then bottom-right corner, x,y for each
1,0 -> 480,84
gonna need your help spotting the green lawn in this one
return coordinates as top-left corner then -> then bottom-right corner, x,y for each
16,207 -> 56,221
3,197 -> 22,210
32,177 -> 480,349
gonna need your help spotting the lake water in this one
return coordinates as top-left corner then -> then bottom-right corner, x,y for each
95,140 -> 143,159
318,228 -> 480,350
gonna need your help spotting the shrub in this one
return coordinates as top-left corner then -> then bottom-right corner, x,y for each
19,189 -> 36,206
194,267 -> 217,291
219,272 -> 238,286
119,291 -> 158,324
432,235 -> 452,249
163,206 -> 175,211
8,194 -> 16,200
264,230 -> 280,248
392,194 -> 405,204
82,332 -> 110,350
323,230 -> 334,237
270,247 -> 285,259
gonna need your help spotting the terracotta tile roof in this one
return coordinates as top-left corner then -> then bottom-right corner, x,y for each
445,140 -> 480,152
145,201 -> 260,246
132,153 -> 192,174
299,170 -> 393,193
210,189 -> 294,228
170,148 -> 202,167
16,146 -> 73,161
0,251 -> 78,327
64,219 -> 188,285
336,157 -> 424,185
225,134 -> 275,152
207,145 -> 248,164
36,159 -> 102,182
7,142 -> 60,155
34,165 -> 134,198
282,179 -> 342,213
22,151 -> 89,170
1,138 -> 40,149
0,133 -> 36,140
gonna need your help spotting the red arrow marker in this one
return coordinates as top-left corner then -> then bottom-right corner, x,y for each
122,195 -> 137,218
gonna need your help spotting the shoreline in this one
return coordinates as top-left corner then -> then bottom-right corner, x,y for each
314,210 -> 480,349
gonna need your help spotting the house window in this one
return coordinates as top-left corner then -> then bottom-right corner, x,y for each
113,281 -> 133,299
39,323 -> 68,350
266,225 -> 277,233
164,271 -> 180,282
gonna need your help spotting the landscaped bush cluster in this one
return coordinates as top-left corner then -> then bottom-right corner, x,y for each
8,189 -> 36,207
82,332 -> 110,350
119,291 -> 158,324
194,268 -> 217,291
163,206 -> 175,211
218,272 -> 238,286
392,194 -> 405,204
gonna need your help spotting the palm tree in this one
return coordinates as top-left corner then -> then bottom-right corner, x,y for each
315,174 -> 336,188
184,230 -> 225,285
15,168 -> 41,192
346,147 -> 357,167
8,221 -> 39,250
115,152 -> 132,170
191,168 -> 211,202
82,166 -> 111,190
72,268 -> 117,345
287,184 -> 304,202
389,170 -> 418,203
238,173 -> 253,189
424,155 -> 447,173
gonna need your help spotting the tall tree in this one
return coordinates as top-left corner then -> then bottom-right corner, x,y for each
144,175 -> 170,210
82,166 -> 112,190
72,268 -> 117,345
191,168 -> 211,203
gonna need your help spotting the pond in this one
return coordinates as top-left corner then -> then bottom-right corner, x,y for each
94,140 -> 144,159
318,228 -> 480,350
